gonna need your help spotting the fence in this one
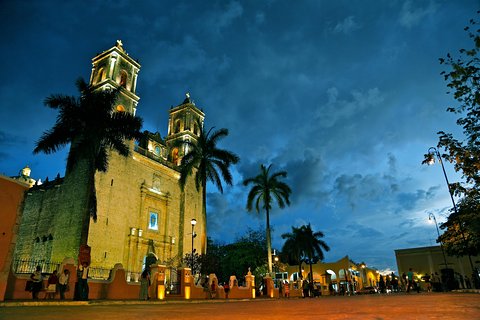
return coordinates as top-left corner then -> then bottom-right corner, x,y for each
12,259 -> 61,275
12,259 -> 141,283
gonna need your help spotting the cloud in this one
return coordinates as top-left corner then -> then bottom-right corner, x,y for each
315,87 -> 385,128
205,1 -> 244,36
399,1 -> 436,28
333,16 -> 360,34
0,130 -> 25,146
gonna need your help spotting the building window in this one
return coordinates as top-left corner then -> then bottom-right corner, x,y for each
119,70 -> 128,88
148,212 -> 158,230
174,120 -> 181,133
193,122 -> 199,135
97,68 -> 106,84
155,146 -> 160,155
116,105 -> 126,112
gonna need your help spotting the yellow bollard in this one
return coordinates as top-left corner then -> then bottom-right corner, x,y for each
157,271 -> 166,300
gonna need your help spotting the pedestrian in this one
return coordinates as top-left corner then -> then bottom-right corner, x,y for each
139,268 -> 150,300
284,280 -> 290,298
401,272 -> 407,291
223,282 -> 230,298
30,265 -> 43,300
465,275 -> 472,289
77,262 -> 89,301
406,268 -> 414,293
302,279 -> 309,298
58,269 -> 70,300
44,270 -> 58,299
423,273 -> 431,292
379,275 -> 386,293
210,279 -> 217,298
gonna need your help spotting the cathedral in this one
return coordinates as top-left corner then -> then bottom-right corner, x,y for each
13,41 -> 205,273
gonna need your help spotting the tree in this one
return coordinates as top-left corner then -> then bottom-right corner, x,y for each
176,125 -> 239,253
300,224 -> 329,286
183,230 -> 267,284
281,226 -> 305,278
220,229 -> 267,282
34,78 -> 143,245
243,164 -> 292,273
282,224 -> 329,285
425,15 -> 480,258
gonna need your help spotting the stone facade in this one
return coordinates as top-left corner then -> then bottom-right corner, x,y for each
13,41 -> 205,273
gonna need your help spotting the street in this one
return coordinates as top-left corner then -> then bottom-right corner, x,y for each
1,293 -> 479,320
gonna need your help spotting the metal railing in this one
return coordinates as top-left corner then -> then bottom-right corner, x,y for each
134,145 -> 174,168
13,259 -> 142,283
12,259 -> 61,275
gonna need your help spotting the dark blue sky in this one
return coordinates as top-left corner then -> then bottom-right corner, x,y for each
1,0 -> 478,273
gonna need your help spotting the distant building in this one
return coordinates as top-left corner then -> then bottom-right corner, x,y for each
13,41 -> 205,274
283,256 -> 380,295
395,245 -> 479,289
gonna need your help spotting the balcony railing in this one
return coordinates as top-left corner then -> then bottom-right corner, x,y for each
134,145 -> 175,169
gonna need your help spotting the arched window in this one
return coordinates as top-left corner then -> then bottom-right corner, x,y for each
193,122 -> 199,135
172,148 -> 179,165
154,145 -> 160,155
96,68 -> 106,84
116,105 -> 126,112
119,70 -> 128,88
174,120 -> 181,134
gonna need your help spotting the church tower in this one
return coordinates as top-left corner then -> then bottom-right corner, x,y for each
89,40 -> 140,115
165,93 -> 205,165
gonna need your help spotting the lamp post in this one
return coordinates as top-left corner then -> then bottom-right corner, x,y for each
425,147 -> 476,286
360,262 -> 366,287
428,213 -> 449,271
190,218 -> 197,274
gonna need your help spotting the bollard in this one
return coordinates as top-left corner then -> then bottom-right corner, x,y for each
157,270 -> 165,300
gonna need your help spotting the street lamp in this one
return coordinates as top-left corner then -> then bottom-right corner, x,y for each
190,218 -> 197,274
274,256 -> 279,273
428,213 -> 449,273
425,147 -> 477,287
360,262 -> 366,287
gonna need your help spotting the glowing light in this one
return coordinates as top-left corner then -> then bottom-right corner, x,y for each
158,284 -> 165,300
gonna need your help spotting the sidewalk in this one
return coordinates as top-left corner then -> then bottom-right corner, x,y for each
2,289 -> 478,308
0,297 -> 264,308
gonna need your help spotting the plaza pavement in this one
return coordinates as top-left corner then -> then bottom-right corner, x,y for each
0,292 -> 479,320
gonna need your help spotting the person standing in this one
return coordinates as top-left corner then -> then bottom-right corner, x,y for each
30,265 -> 43,300
223,282 -> 230,299
139,268 -> 150,300
401,272 -> 407,292
45,270 -> 58,299
77,262 -> 89,301
58,269 -> 70,300
406,268 -> 414,293
284,281 -> 290,298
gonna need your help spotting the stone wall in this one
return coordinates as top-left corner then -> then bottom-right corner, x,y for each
13,148 -> 203,274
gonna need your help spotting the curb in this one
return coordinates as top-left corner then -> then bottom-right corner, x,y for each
0,298 -> 272,308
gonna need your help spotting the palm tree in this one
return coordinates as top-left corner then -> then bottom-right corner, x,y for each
243,164 -> 292,273
176,125 -> 239,253
281,226 -> 305,278
300,224 -> 330,286
34,78 -> 143,245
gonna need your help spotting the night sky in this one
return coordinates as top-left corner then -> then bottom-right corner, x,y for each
1,1 -> 478,273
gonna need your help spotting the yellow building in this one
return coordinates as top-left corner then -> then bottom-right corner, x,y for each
283,256 -> 380,295
13,41 -> 205,276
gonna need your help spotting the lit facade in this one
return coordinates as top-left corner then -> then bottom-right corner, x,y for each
13,41 -> 205,273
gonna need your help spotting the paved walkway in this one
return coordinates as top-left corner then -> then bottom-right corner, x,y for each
1,293 -> 479,320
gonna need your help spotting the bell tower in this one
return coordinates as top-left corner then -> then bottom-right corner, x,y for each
165,93 -> 205,165
89,40 -> 141,115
